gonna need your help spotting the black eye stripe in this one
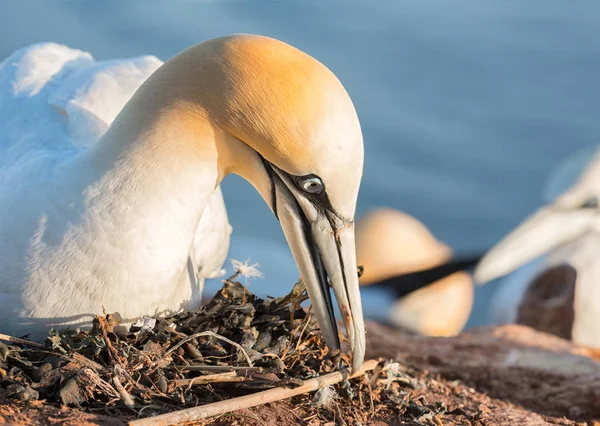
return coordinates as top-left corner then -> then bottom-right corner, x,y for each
259,155 -> 279,219
292,177 -> 344,223
263,161 -> 349,224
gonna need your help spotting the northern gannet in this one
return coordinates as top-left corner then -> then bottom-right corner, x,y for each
475,146 -> 600,347
0,34 -> 366,369
355,208 -> 476,336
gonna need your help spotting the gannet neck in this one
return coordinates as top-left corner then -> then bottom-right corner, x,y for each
25,102 -> 224,327
81,37 -> 291,225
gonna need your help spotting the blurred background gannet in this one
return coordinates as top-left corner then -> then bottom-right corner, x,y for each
0,34 -> 366,369
475,145 -> 600,346
355,208 -> 478,336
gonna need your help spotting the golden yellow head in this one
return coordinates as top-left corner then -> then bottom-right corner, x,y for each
152,34 -> 364,219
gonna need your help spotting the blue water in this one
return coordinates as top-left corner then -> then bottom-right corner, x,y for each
2,0 -> 599,327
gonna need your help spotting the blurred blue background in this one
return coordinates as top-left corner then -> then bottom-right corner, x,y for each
2,0 -> 599,328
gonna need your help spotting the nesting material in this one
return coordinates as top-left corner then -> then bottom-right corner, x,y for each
2,277 -> 597,425
0,270 -> 439,425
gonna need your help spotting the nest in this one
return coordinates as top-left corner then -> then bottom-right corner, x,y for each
0,271 -> 452,425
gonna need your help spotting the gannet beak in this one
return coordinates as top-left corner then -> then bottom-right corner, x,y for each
474,205 -> 596,284
271,176 -> 365,371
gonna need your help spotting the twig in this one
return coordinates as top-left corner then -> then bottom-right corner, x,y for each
80,368 -> 121,399
0,333 -> 45,348
225,270 -> 242,282
294,308 -> 313,352
95,315 -> 126,366
173,372 -> 247,387
129,359 -> 379,426
179,365 -> 263,373
281,306 -> 312,361
333,403 -> 348,426
163,332 -> 253,367
72,352 -> 105,371
113,374 -> 135,409
367,380 -> 375,415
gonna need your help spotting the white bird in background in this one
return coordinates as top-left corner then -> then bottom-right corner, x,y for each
475,145 -> 600,347
0,34 -> 366,369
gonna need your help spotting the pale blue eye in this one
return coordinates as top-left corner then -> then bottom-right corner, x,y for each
301,177 -> 324,194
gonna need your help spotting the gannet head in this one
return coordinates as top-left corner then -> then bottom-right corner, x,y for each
475,146 -> 600,284
157,34 -> 365,369
356,208 -> 473,336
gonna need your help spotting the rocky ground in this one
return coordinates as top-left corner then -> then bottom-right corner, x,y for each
2,322 -> 600,425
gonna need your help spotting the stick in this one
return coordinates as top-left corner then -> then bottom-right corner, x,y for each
113,374 -> 135,409
129,359 -> 379,426
173,372 -> 247,387
71,352 -> 105,371
0,333 -> 45,348
179,365 -> 263,373
96,315 -> 126,366
80,368 -> 121,399
163,331 -> 253,367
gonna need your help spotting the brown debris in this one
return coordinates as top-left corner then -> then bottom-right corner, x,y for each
0,270 -> 599,425
0,275 -> 385,424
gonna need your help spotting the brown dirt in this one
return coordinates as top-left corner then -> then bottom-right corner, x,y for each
0,394 -> 125,425
365,322 -> 600,425
2,321 -> 600,425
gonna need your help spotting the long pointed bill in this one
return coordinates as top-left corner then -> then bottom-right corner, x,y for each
312,216 -> 365,371
274,181 -> 366,371
474,205 -> 596,285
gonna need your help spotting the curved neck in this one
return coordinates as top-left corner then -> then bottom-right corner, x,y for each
57,88 -> 237,297
85,50 -> 273,205
20,93 -> 244,321
85,102 -> 221,228
60,54 -> 276,293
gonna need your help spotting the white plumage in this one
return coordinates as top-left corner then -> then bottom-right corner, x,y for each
476,145 -> 600,346
0,43 -> 231,338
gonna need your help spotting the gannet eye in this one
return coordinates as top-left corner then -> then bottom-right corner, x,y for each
580,197 -> 599,209
300,176 -> 324,194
